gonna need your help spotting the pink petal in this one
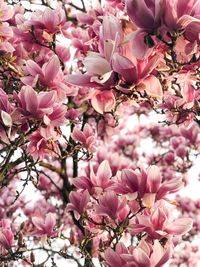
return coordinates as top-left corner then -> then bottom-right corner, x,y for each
153,241 -> 172,267
1,111 -> 12,127
121,169 -> 139,192
139,54 -> 160,80
181,81 -> 195,103
177,0 -> 195,18
0,231 -> 13,250
91,90 -> 116,114
43,56 -> 60,82
151,208 -> 167,230
96,160 -> 112,187
43,8 -> 57,30
157,178 -> 184,199
38,91 -> 55,108
45,213 -> 56,231
129,30 -> 153,60
142,75 -> 163,100
112,53 -> 137,83
126,0 -> 155,29
32,217 -> 45,231
96,192 -> 118,219
71,128 -> 86,143
83,56 -> 111,76
66,74 -> 97,87
26,60 -> 42,76
147,165 -> 162,193
104,248 -> 124,267
165,218 -> 193,235
23,86 -> 39,114
102,15 -> 123,43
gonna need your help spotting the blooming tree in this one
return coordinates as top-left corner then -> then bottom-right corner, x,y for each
0,0 -> 199,266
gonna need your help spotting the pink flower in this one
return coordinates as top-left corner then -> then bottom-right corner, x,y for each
27,127 -> 60,160
112,53 -> 162,98
14,85 -> 66,126
105,239 -> 172,267
90,89 -> 116,114
67,190 -> 90,220
0,2 -> 14,21
163,0 -> 199,30
95,191 -> 127,220
90,160 -> 114,190
73,161 -> 115,194
130,201 -> 193,239
14,85 -> 55,118
67,53 -> 116,89
115,165 -> 183,207
71,123 -> 96,152
32,213 -> 57,237
22,56 -> 73,97
0,219 -> 14,251
66,15 -> 123,89
30,7 -> 67,34
126,0 -> 162,30
22,56 -> 60,87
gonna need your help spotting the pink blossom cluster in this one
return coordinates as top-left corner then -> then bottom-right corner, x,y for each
0,0 -> 199,266
67,160 -> 193,265
67,0 -> 200,125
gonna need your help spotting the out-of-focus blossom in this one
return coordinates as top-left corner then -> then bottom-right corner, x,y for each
0,219 -> 14,251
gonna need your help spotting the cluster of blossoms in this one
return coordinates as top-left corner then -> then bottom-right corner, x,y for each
0,0 -> 199,266
68,0 -> 200,125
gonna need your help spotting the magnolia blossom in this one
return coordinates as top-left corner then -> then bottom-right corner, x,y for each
104,239 -> 172,267
0,220 -> 14,252
27,126 -> 60,159
130,201 -> 193,239
32,213 -> 57,237
71,123 -> 96,152
114,165 -> 183,207
163,0 -> 200,30
14,85 -> 66,126
67,190 -> 90,220
21,56 -> 74,98
95,191 -> 128,221
126,0 -> 163,30
74,160 -> 114,194
0,0 -> 198,266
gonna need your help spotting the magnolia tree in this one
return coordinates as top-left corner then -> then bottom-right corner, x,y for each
0,0 -> 199,266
